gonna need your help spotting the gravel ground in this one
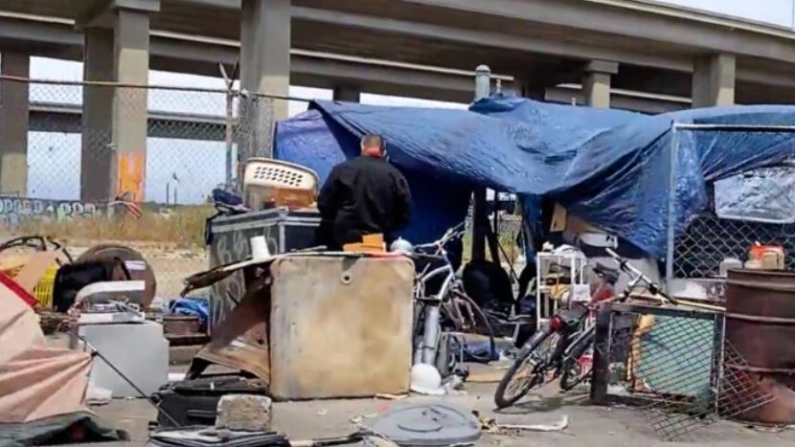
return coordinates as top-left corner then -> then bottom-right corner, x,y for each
82,380 -> 793,447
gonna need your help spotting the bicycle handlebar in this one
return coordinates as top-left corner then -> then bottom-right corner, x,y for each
604,248 -> 678,306
413,223 -> 466,251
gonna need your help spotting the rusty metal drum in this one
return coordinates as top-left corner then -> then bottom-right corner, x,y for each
725,268 -> 795,424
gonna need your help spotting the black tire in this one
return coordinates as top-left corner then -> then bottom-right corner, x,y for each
494,328 -> 556,409
448,290 -> 497,361
560,336 -> 593,391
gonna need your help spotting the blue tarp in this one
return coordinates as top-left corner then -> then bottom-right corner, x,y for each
274,95 -> 795,258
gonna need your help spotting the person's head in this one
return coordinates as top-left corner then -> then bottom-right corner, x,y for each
360,134 -> 386,158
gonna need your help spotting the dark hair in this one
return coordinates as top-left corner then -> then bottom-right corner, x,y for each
361,134 -> 385,152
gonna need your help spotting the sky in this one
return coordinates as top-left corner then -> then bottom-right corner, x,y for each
11,56 -> 467,204
653,0 -> 795,29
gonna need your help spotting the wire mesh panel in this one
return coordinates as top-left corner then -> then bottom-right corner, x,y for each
666,123 -> 795,280
674,213 -> 795,278
592,303 -> 775,441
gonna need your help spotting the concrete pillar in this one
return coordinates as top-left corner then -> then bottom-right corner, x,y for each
81,7 -> 152,202
513,79 -> 546,100
0,52 -> 30,196
582,60 -> 618,109
332,86 -> 361,103
239,0 -> 291,160
692,53 -> 735,108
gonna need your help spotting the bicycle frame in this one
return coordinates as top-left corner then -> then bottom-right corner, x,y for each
412,225 -> 465,365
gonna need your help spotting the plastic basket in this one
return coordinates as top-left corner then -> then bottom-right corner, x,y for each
1,263 -> 58,308
33,264 -> 58,308
243,158 -> 320,209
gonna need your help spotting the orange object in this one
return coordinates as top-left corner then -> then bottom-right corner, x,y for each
343,234 -> 385,253
117,152 -> 146,202
750,244 -> 784,260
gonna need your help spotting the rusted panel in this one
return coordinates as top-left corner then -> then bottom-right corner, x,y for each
187,272 -> 271,384
725,268 -> 795,424
268,256 -> 415,400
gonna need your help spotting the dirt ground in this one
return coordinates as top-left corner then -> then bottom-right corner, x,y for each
85,377 -> 793,447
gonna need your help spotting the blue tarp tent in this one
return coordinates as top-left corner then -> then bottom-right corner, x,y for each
274,95 -> 795,259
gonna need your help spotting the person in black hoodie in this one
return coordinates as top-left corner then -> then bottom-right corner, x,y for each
316,134 -> 412,250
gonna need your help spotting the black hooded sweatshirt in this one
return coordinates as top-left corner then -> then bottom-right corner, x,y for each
316,156 -> 412,250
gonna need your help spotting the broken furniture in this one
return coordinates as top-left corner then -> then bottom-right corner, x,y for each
186,252 -> 415,401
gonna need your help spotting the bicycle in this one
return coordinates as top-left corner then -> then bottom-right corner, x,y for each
493,248 -> 677,409
407,223 -> 496,366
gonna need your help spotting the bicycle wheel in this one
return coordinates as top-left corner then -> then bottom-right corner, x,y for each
494,328 -> 561,409
446,289 -> 497,361
560,335 -> 594,391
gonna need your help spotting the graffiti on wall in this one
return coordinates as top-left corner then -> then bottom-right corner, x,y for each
0,196 -> 105,228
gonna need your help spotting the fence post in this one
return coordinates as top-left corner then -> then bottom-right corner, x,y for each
665,123 -> 680,282
471,65 -> 492,261
224,88 -> 235,186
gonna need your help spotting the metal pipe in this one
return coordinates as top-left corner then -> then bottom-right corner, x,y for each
665,123 -> 679,282
471,65 -> 492,262
421,303 -> 441,364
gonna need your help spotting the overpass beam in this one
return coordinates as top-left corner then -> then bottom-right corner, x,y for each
0,52 -> 30,196
80,2 -> 158,202
332,86 -> 361,103
582,60 -> 618,109
692,53 -> 735,108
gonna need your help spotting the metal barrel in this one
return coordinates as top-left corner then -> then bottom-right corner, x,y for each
725,269 -> 795,424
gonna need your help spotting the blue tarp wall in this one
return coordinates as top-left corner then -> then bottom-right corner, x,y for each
274,96 -> 795,259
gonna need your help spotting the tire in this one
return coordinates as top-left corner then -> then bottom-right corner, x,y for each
494,328 -> 557,409
560,336 -> 593,391
447,290 -> 497,361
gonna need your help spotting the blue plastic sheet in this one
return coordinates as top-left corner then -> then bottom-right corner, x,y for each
274,108 -> 471,244
169,297 -> 210,328
275,96 -> 795,258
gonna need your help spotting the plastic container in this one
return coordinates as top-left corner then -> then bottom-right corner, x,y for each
719,257 -> 743,277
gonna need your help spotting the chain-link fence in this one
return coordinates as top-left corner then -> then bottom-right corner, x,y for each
667,124 -> 795,280
0,76 -> 287,300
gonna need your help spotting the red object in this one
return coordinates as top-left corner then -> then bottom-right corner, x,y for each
549,315 -> 563,332
0,270 -> 39,307
591,282 -> 615,304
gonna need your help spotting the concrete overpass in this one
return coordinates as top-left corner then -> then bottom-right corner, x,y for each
0,13 -> 502,104
4,0 -> 795,202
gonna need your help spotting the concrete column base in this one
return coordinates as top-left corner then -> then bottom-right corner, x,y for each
0,52 -> 30,196
692,53 -> 735,108
582,61 -> 618,109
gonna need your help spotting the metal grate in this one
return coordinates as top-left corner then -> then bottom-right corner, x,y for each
674,212 -> 795,279
593,303 -> 776,441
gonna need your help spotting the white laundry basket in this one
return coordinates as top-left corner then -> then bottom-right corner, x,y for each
243,158 -> 320,210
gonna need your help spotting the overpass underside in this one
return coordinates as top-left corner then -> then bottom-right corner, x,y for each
2,0 -> 795,201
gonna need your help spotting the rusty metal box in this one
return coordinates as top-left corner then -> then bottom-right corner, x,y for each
268,255 -> 414,400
